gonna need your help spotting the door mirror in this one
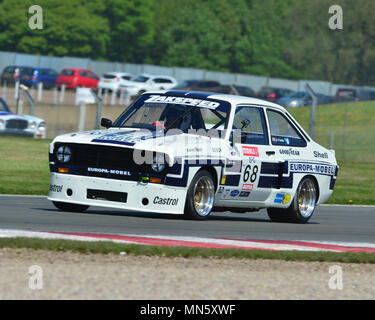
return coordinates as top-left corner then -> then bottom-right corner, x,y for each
101,118 -> 112,129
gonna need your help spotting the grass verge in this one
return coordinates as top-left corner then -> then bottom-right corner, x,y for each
1,237 -> 375,264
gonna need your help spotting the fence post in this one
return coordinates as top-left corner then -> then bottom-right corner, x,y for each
305,83 -> 317,140
59,84 -> 66,103
111,90 -> 116,105
2,81 -> 6,99
53,87 -> 58,104
78,101 -> 86,132
91,89 -> 102,130
330,131 -> 335,150
15,80 -> 20,114
37,82 -> 43,102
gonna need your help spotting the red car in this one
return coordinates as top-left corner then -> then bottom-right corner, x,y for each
56,68 -> 99,90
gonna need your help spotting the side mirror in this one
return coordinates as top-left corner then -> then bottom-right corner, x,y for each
101,118 -> 112,129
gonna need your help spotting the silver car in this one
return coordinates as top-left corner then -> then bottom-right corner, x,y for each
0,97 -> 46,138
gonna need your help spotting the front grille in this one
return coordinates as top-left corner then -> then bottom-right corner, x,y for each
6,119 -> 28,130
54,143 -> 165,173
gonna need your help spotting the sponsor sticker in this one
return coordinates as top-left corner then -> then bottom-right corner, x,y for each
49,184 -> 63,193
242,184 -> 253,191
242,146 -> 259,157
221,189 -> 231,199
279,148 -> 300,156
144,95 -> 220,109
239,191 -> 250,197
313,151 -> 329,159
274,193 -> 291,204
88,167 -> 131,176
153,196 -> 179,206
290,162 -> 335,175
230,190 -> 239,197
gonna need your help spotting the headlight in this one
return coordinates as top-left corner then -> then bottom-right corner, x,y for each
0,119 -> 4,127
56,146 -> 72,163
29,121 -> 36,130
37,122 -> 46,131
151,155 -> 165,173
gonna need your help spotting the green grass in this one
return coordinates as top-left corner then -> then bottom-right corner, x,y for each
0,136 -> 51,195
1,237 -> 375,263
288,101 -> 375,162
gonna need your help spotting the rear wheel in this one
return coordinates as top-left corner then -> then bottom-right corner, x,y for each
184,170 -> 215,220
267,176 -> 318,224
53,201 -> 89,213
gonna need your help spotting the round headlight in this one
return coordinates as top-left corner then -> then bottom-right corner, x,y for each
56,146 -> 72,163
29,121 -> 36,130
151,155 -> 165,173
38,122 -> 46,131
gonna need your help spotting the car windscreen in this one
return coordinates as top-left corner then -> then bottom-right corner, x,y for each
113,94 -> 230,137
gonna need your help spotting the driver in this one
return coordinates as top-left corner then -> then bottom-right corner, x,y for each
163,106 -> 192,130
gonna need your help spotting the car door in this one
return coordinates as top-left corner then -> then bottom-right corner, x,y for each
224,105 -> 277,202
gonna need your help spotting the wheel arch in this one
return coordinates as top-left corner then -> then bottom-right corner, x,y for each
197,165 -> 219,192
301,174 -> 320,204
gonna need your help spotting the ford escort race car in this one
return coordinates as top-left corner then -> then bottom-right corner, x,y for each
48,91 -> 338,223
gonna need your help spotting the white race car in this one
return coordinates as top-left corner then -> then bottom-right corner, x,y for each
48,91 -> 338,223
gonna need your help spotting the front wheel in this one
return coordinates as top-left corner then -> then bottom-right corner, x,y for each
184,170 -> 215,220
267,176 -> 318,223
53,201 -> 89,213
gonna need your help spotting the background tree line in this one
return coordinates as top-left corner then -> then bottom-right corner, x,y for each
0,0 -> 374,85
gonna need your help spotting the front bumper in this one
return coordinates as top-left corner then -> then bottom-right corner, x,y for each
48,173 -> 187,214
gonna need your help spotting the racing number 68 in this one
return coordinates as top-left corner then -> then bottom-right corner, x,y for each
243,165 -> 258,183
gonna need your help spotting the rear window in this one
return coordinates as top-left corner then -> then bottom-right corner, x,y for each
3,66 -> 16,73
61,69 -> 75,76
20,67 -> 34,75
103,74 -> 116,79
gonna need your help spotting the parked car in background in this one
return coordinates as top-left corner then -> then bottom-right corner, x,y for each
119,74 -> 177,97
173,79 -> 222,92
256,86 -> 294,102
98,72 -> 134,93
24,67 -> 59,89
0,97 -> 46,138
277,91 -> 334,108
1,66 -> 58,89
1,65 -> 34,86
56,68 -> 99,90
216,84 -> 256,97
334,88 -> 375,103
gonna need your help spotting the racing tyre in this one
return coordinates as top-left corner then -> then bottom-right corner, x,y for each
184,170 -> 215,220
53,201 -> 89,213
267,176 -> 318,224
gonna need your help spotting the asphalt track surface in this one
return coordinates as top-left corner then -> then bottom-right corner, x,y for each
0,195 -> 374,244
